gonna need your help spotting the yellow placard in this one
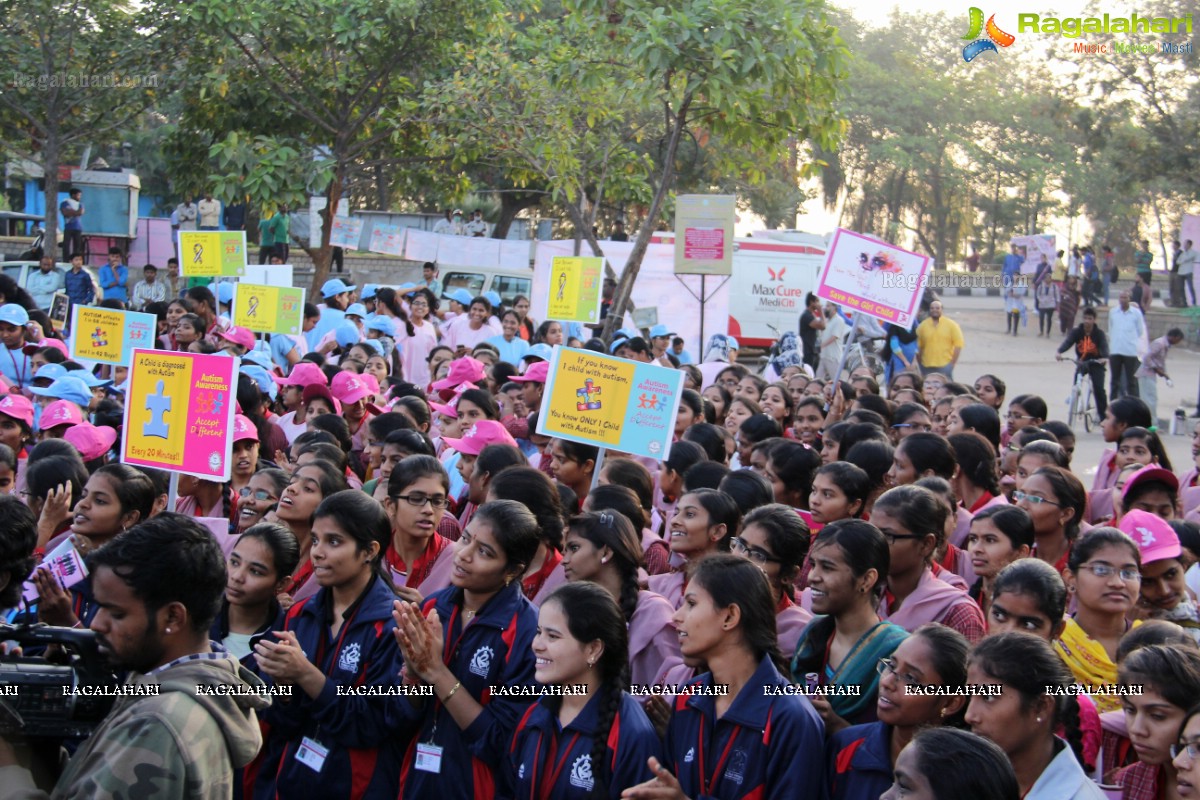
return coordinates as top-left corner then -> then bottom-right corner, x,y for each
179,231 -> 247,277
541,348 -> 636,447
545,256 -> 604,324
233,283 -> 306,334
124,351 -> 194,469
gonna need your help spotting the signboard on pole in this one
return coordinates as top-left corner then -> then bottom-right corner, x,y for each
121,349 -> 238,481
536,346 -> 684,459
232,283 -> 306,335
674,194 -> 736,275
68,305 -> 157,365
49,292 -> 70,333
178,231 -> 247,278
539,256 -> 604,324
814,228 -> 931,328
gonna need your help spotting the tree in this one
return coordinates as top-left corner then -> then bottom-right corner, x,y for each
0,0 -> 163,258
166,0 -> 497,291
583,0 -> 848,339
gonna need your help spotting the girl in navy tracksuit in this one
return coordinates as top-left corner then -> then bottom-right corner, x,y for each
210,523 -> 300,670
826,624 -> 970,800
253,491 -> 409,800
624,555 -> 828,800
392,499 -> 543,799
503,582 -> 662,799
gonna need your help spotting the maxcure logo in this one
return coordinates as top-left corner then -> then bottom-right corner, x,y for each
962,7 -> 1016,61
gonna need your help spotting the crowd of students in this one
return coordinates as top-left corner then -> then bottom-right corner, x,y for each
4,277 -> 1200,800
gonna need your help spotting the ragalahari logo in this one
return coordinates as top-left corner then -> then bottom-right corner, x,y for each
962,7 -> 1016,62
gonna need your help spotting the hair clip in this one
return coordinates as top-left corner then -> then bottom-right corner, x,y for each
598,512 -> 614,526
1146,426 -> 1157,433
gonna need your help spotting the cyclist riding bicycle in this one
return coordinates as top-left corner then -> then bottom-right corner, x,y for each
1055,305 -> 1109,422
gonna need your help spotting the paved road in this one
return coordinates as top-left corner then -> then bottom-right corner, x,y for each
939,296 -> 1198,483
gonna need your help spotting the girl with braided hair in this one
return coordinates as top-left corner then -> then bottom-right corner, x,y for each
966,632 -> 1099,800
560,511 -> 682,687
504,582 -> 662,798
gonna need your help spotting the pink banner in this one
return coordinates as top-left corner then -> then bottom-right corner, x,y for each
814,228 -> 931,328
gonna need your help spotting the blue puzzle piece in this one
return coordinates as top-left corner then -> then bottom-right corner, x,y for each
144,380 -> 171,439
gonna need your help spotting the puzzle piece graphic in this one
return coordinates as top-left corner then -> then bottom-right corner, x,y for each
575,379 -> 602,411
91,327 -> 108,348
144,381 -> 171,439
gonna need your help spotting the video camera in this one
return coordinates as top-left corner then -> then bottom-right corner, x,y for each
0,623 -> 118,739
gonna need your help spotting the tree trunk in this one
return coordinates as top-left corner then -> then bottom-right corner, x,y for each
602,97 -> 691,342
309,166 -> 343,293
42,134 -> 60,262
491,193 -> 542,240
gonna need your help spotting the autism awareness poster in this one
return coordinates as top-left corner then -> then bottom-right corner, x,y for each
541,256 -> 604,324
815,228 -> 931,328
68,305 -> 157,365
329,216 -> 364,250
232,282 -> 306,335
536,346 -> 684,459
178,230 -> 247,278
121,349 -> 238,481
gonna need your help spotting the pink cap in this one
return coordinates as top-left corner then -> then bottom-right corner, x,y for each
430,357 -> 485,392
273,362 -> 327,389
1119,509 -> 1182,564
330,371 -> 373,405
442,420 -> 519,456
23,338 -> 70,357
0,393 -> 33,428
233,414 -> 258,442
301,382 -> 342,414
429,401 -> 458,419
1122,465 -> 1179,505
512,361 -> 549,384
218,326 -> 256,351
40,400 -> 84,429
63,423 -> 117,462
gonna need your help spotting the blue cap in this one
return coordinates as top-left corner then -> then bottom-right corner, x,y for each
215,282 -> 235,304
522,343 -> 553,362
649,324 -> 675,338
240,365 -> 278,401
240,349 -> 273,370
483,290 -> 501,308
360,339 -> 385,357
0,304 -> 29,327
444,288 -> 473,307
29,376 -> 91,407
334,321 -> 361,348
361,284 -> 379,300
345,303 -> 368,319
609,337 -> 628,354
34,363 -> 68,383
367,316 -> 395,336
67,368 -> 112,388
321,278 -> 356,299
617,327 -> 640,340
725,335 -> 739,349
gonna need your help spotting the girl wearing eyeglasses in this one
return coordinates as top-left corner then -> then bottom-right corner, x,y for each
870,486 -> 987,643
622,555 -> 826,800
1055,528 -> 1144,713
1002,394 -> 1047,450
735,504 -> 813,654
649,488 -> 740,609
792,519 -> 908,736
888,402 -> 933,445
828,624 -> 970,800
384,455 -> 455,606
236,467 -> 288,532
1015,465 -> 1088,575
391,500 -> 541,800
1173,703 -> 1200,798
966,632 -> 1097,800
1112,645 -> 1200,799
560,511 -> 682,687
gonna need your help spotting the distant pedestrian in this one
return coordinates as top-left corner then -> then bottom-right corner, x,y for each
1135,238 -> 1154,284
1136,328 -> 1184,423
1101,245 -> 1116,305
59,187 -> 84,262
1058,276 -> 1080,334
1180,240 -> 1197,307
1108,289 -> 1145,400
175,196 -> 198,232
1032,254 -> 1058,337
916,300 -> 964,379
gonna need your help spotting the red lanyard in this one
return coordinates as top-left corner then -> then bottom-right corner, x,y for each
522,549 -> 562,600
696,713 -> 739,797
388,536 -> 449,589
530,729 -> 581,800
286,560 -> 314,595
8,349 -> 25,388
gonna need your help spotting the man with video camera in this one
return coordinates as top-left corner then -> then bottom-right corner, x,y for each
0,514 -> 269,800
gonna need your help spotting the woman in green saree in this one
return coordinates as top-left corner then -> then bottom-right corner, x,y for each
792,518 -> 909,737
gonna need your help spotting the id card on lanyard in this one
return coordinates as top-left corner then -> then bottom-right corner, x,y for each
418,604 -> 471,772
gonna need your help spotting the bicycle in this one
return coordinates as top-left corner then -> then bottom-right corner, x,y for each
1061,357 -> 1101,432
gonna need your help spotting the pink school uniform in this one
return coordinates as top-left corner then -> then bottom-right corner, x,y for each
629,590 -> 683,686
878,568 -> 986,643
